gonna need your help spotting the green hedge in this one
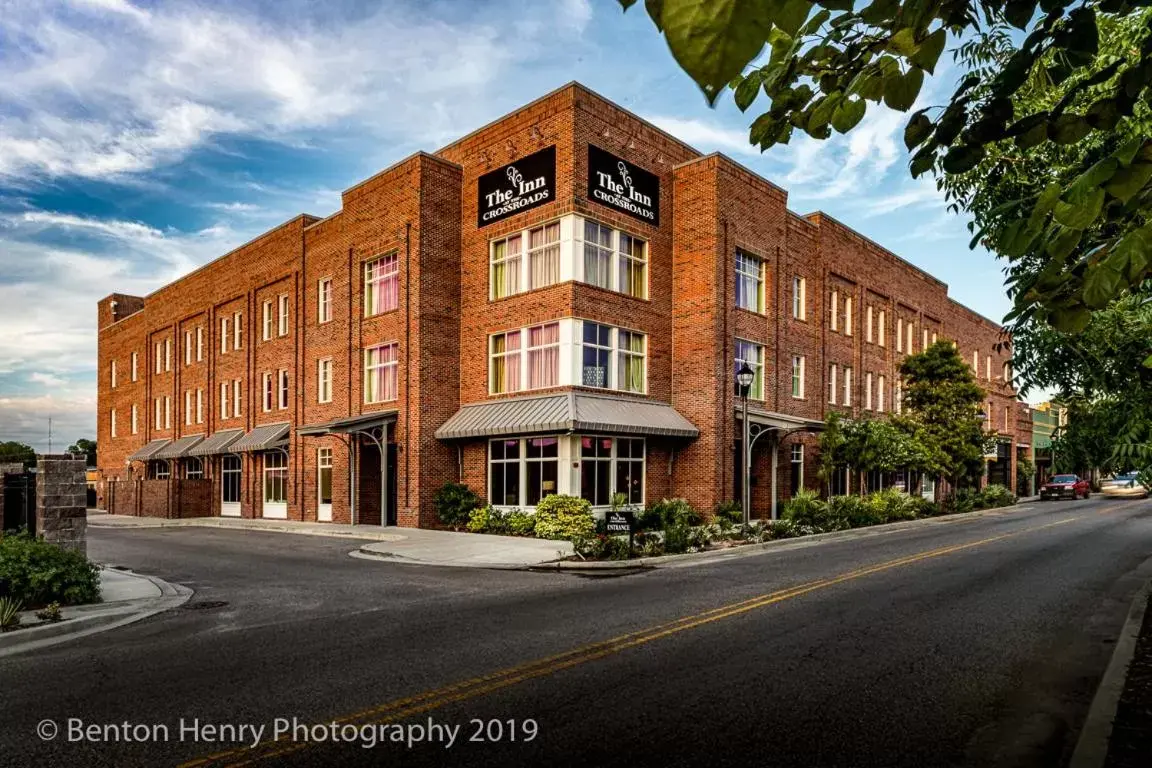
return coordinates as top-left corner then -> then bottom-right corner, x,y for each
533,495 -> 595,540
0,532 -> 102,609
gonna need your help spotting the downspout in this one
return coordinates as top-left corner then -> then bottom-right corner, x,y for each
721,216 -> 730,498
404,221 -> 412,516
348,246 -> 356,524
457,445 -> 463,482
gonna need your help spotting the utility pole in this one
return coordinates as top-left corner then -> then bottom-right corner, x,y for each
48,416 -> 53,453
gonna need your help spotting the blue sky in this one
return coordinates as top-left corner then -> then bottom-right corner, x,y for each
0,0 -> 1021,451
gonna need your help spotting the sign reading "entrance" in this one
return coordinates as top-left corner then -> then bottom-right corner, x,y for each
587,145 -> 660,226
477,145 -> 556,228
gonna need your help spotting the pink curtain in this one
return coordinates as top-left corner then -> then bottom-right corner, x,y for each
528,323 -> 559,388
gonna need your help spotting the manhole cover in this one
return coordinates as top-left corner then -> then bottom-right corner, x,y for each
183,600 -> 229,611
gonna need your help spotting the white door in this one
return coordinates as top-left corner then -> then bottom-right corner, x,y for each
262,452 -> 288,519
317,448 -> 333,522
221,455 -> 241,517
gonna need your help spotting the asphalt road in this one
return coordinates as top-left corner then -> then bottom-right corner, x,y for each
3,495 -> 1151,768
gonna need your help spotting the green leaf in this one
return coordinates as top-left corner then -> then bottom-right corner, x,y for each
1015,120 -> 1048,150
1028,182 -> 1062,231
1067,157 -> 1119,198
904,111 -> 933,149
808,92 -> 842,133
941,144 -> 986,173
773,0 -> 814,37
1004,0 -> 1038,29
1085,97 -> 1122,131
733,70 -> 763,111
1046,228 -> 1083,260
883,66 -> 923,111
1109,224 -> 1152,282
1083,265 -> 1124,308
910,28 -> 947,74
749,111 -> 781,146
645,0 -> 666,30
1051,306 -> 1092,334
1053,188 -> 1104,228
887,28 -> 918,56
1113,137 -> 1147,167
815,0 -> 853,9
1143,354 -> 1152,369
800,7 -> 831,36
910,147 -> 935,178
832,97 -> 866,133
1048,114 -> 1092,144
659,0 -> 775,103
1105,162 -> 1152,203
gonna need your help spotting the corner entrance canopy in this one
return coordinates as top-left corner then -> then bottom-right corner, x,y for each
153,434 -> 205,460
187,429 -> 244,457
735,405 -> 825,433
231,422 -> 291,452
435,392 -> 698,440
126,438 -> 170,463
297,410 -> 398,437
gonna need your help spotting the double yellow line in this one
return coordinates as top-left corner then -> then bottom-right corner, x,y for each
182,515 -> 1082,767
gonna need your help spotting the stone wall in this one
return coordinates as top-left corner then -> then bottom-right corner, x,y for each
35,454 -> 88,555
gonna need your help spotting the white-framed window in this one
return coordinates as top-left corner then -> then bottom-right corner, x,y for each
895,380 -> 903,414
131,352 -> 138,382
278,369 -> 289,410
185,330 -> 193,366
619,232 -> 648,300
932,332 -> 938,344
617,330 -> 646,394
865,372 -> 873,410
489,330 -> 522,394
792,276 -> 806,319
131,404 -> 138,435
790,443 -> 804,491
263,300 -> 273,341
491,233 -> 523,299
364,343 -> 399,403
735,250 -> 766,313
185,390 -> 193,425
318,278 -> 332,324
878,311 -> 886,347
906,322 -> 914,352
220,382 -> 230,420
735,339 -> 765,400
527,222 -> 562,292
489,437 -> 560,508
262,372 -> 273,412
488,322 -> 561,394
972,350 -> 979,372
278,294 -> 289,336
318,358 -> 332,403
878,375 -> 886,412
222,455 -> 241,504
154,398 -> 161,430
830,290 -> 839,331
923,328 -> 928,350
866,306 -> 874,343
234,311 -> 242,350
365,254 -> 399,316
263,452 -> 287,504
580,436 -> 645,506
110,359 -> 117,388
829,363 -> 838,404
185,457 -> 203,480
580,322 -> 647,394
985,355 -> 991,381
165,339 -> 171,371
582,220 -> 613,290
844,296 -> 853,335
1003,361 -> 1011,382
196,326 -> 203,361
233,379 -> 242,418
318,448 -> 333,508
1004,405 -> 1010,433
577,219 -> 648,297
196,388 -> 203,424
843,366 -> 853,406
164,396 -> 171,429
896,318 -> 904,352
791,355 -> 806,399
110,408 -> 117,438
221,317 -> 230,354
155,342 -> 162,373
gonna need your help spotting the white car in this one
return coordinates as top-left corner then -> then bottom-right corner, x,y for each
1101,473 -> 1149,499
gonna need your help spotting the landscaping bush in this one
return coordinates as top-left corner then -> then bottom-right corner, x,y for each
641,498 -> 702,531
465,505 -> 493,533
905,496 -> 942,518
0,532 -> 101,608
572,534 -> 630,560
826,494 -> 877,529
765,518 -> 802,539
781,489 -> 832,529
662,522 -> 691,554
864,488 -> 917,523
434,482 -> 481,531
978,484 -> 1016,509
713,501 -> 743,525
505,509 -> 536,537
0,596 -> 22,631
632,531 -> 665,558
944,488 -> 979,514
534,495 -> 595,540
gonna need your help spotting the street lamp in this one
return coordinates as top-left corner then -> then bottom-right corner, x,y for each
736,363 -> 755,525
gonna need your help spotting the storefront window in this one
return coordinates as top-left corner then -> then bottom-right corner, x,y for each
264,452 -> 287,503
525,437 -> 559,506
222,455 -> 241,503
580,437 -> 644,506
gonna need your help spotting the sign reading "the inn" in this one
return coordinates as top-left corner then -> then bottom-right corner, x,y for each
587,144 -> 660,226
476,145 -> 556,227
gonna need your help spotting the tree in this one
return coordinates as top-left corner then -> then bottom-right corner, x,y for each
899,341 -> 988,488
0,441 -> 35,469
66,439 -> 97,467
617,0 -> 1152,329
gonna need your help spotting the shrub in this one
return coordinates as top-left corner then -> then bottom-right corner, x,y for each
0,532 -> 101,608
35,601 -> 63,623
505,510 -> 536,537
713,501 -> 743,525
466,505 -> 492,533
827,494 -> 876,529
434,483 -> 481,531
642,498 -> 702,530
765,518 -> 801,539
571,534 -> 630,560
663,522 -> 691,554
687,526 -> 713,551
0,596 -> 22,631
633,531 -> 665,558
534,495 -> 595,540
944,488 -> 979,514
864,488 -> 917,523
978,484 -> 1016,509
782,489 -> 831,529
905,496 -> 942,518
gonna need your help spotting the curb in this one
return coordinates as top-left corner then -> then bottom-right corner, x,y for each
0,571 -> 193,659
1068,576 -> 1152,768
348,549 -> 535,571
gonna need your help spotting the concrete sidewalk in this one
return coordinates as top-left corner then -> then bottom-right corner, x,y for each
88,510 -> 406,541
354,529 -> 573,569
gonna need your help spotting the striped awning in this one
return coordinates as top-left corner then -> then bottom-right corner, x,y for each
231,423 -> 291,452
153,434 -> 205,460
187,429 -> 244,457
435,392 -> 698,440
126,439 -> 170,462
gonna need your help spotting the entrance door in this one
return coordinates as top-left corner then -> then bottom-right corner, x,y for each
221,455 -> 241,517
317,448 -> 333,522
262,452 -> 288,519
356,442 -> 397,526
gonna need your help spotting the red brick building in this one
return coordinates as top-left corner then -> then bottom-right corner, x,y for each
96,83 -> 1025,526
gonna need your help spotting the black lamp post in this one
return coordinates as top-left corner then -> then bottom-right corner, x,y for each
736,363 -> 755,525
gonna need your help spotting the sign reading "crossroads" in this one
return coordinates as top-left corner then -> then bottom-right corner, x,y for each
476,145 -> 556,227
587,145 -> 660,226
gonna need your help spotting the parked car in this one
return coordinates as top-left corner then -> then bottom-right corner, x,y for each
1101,472 -> 1149,499
1040,474 -> 1091,500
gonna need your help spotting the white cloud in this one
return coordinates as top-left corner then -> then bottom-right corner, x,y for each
645,115 -> 754,156
0,391 -> 97,450
28,372 -> 68,387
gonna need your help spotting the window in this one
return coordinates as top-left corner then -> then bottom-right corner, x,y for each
878,375 -> 886,412
932,332 -> 938,344
149,460 -> 170,480
222,455 -> 241,504
1003,405 -> 1010,433
844,296 -> 853,335
866,306 -> 873,343
790,444 -> 804,497
489,439 -> 521,506
318,449 -> 333,507
318,278 -> 332,323
196,388 -> 203,424
791,355 -> 805,399
110,360 -> 117,388
185,390 -> 192,425
131,404 -> 137,435
580,437 -> 644,506
318,358 -> 332,403
1003,361 -> 1011,382
364,343 -> 399,403
196,327 -> 203,361
489,330 -> 521,395
110,408 -> 117,438
528,223 -> 561,290
165,339 -> 171,371
263,301 -> 273,341
278,294 -> 289,336
736,250 -> 766,313
583,220 -> 613,290
895,380 -> 903,414
897,318 -> 904,352
185,330 -> 193,366
526,323 -> 560,389
489,437 -> 561,508
164,396 -> 171,429
619,233 -> 648,299
491,234 -> 523,299
843,367 -> 853,406
221,382 -> 230,420
618,330 -> 646,394
263,452 -> 287,504
985,355 -> 991,381
221,317 -> 230,353
185,457 -> 203,480
580,323 -> 647,393
865,372 -> 873,410
972,351 -> 979,372
234,312 -> 242,350
906,322 -> 913,352
735,340 -> 764,400
155,342 -> 162,373
278,369 -> 289,410
233,379 -> 242,418
154,398 -> 161,430
830,290 -> 839,331
263,372 -> 273,412
792,276 -> 806,319
878,311 -> 886,347
131,352 -> 138,381
525,437 -> 559,506
365,254 -> 400,316
581,322 -> 611,388
829,364 -> 838,404
923,328 -> 928,350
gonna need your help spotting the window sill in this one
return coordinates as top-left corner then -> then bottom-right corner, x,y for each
735,306 -> 767,318
364,307 -> 400,319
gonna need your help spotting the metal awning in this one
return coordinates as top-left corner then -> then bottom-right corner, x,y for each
187,429 -> 244,457
231,423 -> 291,452
736,405 -> 825,432
298,410 -> 398,437
435,392 -> 699,440
126,439 -> 170,462
153,434 -> 205,460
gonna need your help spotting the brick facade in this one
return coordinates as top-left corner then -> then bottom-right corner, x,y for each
96,82 -> 1027,527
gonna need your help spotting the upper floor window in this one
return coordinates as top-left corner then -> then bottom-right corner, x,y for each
895,380 -> 903,414
906,321 -> 914,352
263,372 -> 273,412
829,363 -> 838,404
580,322 -> 647,394
263,301 -> 273,341
896,318 -> 904,352
528,223 -> 562,292
878,375 -> 886,412
489,322 -> 560,394
365,254 -> 399,316
220,382 -> 230,420
843,366 -> 853,405
866,306 -> 874,343
196,326 -> 204,361
972,350 -> 979,372
735,339 -> 764,400
1003,361 -> 1011,382
131,404 -> 137,434
364,342 -> 399,403
165,339 -> 171,371
923,328 -> 929,350
318,358 -> 333,403
791,355 -> 806,399
233,379 -> 241,418
110,408 -> 116,438
792,276 -> 806,320
985,355 -> 991,381
865,372 -> 874,410
234,311 -> 243,350
131,352 -> 138,381
878,311 -> 886,347
155,342 -> 162,373
830,290 -> 839,331
278,294 -> 289,337
844,296 -> 853,335
318,278 -> 333,324
110,360 -> 117,389
278,369 -> 289,409
736,250 -> 766,313
221,317 -> 230,353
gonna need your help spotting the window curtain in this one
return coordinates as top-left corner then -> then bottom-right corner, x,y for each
618,331 -> 645,393
529,224 -> 561,289
583,221 -> 611,289
527,324 -> 559,388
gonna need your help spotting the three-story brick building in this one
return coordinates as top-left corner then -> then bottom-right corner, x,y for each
96,83 -> 1026,526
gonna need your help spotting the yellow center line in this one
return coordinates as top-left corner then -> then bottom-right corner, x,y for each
182,515 -> 1083,768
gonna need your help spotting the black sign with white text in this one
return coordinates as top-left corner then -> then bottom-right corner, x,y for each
587,144 -> 660,226
476,145 -> 556,227
605,510 -> 635,535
